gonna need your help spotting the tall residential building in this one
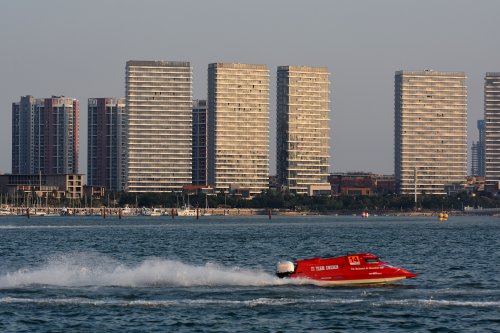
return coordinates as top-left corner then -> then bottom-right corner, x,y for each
207,63 -> 269,195
192,99 -> 207,185
87,98 -> 126,192
125,60 -> 192,192
484,73 -> 500,191
276,66 -> 331,194
12,95 -> 41,174
471,120 -> 485,176
12,95 -> 79,175
394,70 -> 467,195
471,142 -> 480,177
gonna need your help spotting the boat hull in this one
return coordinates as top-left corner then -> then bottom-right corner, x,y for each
301,276 -> 408,286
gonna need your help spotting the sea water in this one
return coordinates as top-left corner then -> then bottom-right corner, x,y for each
0,215 -> 498,332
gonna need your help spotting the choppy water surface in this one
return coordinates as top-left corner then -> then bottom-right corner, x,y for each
0,215 -> 498,332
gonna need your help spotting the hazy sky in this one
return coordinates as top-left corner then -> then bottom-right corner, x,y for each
1,0 -> 499,175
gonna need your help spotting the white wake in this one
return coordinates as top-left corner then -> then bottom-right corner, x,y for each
0,253 -> 297,288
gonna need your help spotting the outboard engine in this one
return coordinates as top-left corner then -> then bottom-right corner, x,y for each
276,260 -> 296,278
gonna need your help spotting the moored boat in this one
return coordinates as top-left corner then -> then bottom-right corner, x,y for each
276,253 -> 417,286
177,205 -> 197,217
140,207 -> 152,216
150,208 -> 163,217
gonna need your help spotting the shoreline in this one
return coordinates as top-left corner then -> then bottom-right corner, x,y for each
0,206 -> 494,217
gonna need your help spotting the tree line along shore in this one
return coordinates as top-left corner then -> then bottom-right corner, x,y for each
2,190 -> 500,216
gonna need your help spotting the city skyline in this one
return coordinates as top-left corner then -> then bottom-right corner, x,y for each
7,64 -> 493,181
1,1 -> 499,175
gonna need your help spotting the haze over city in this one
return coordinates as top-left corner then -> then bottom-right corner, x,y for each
1,0 -> 499,174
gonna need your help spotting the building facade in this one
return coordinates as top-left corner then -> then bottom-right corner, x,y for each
87,98 -> 126,192
276,66 -> 331,194
471,120 -> 486,176
471,142 -> 480,177
484,73 -> 500,191
192,99 -> 207,185
125,60 -> 192,192
207,63 -> 269,195
12,95 -> 42,174
12,95 -> 79,175
0,174 -> 84,199
329,173 -> 395,196
395,70 -> 467,195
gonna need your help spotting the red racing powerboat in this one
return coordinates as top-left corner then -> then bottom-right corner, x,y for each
276,253 -> 417,286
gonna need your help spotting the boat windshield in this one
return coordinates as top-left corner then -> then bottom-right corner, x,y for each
365,258 -> 380,263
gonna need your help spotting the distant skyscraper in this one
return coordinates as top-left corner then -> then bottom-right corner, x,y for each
471,120 -> 485,176
471,142 -> 480,176
484,73 -> 500,190
192,99 -> 207,185
12,95 -> 79,175
395,70 -> 467,195
87,98 -> 126,192
276,66 -> 331,194
207,63 -> 269,195
125,60 -> 192,192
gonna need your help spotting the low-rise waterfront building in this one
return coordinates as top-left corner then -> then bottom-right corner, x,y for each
329,173 -> 395,196
0,174 -> 84,199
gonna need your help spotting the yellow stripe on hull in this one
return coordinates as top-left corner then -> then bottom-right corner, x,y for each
308,276 -> 407,286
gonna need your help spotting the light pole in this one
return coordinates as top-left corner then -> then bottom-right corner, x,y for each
224,191 -> 227,216
414,167 -> 418,209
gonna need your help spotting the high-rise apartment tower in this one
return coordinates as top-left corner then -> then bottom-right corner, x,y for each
207,63 -> 269,195
395,70 -> 467,195
192,99 -> 207,185
87,98 -> 126,192
471,120 -> 485,177
484,73 -> 500,191
12,95 -> 79,175
276,66 -> 331,194
125,60 -> 192,192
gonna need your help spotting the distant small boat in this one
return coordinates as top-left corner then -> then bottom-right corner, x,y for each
141,207 -> 152,216
177,206 -> 197,217
121,205 -> 134,216
0,208 -> 13,216
361,211 -> 369,218
141,207 -> 164,217
28,208 -> 46,216
150,209 -> 163,217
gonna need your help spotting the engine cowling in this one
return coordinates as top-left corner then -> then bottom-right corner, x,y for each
276,260 -> 295,278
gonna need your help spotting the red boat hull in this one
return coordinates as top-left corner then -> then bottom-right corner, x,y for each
277,253 -> 417,286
